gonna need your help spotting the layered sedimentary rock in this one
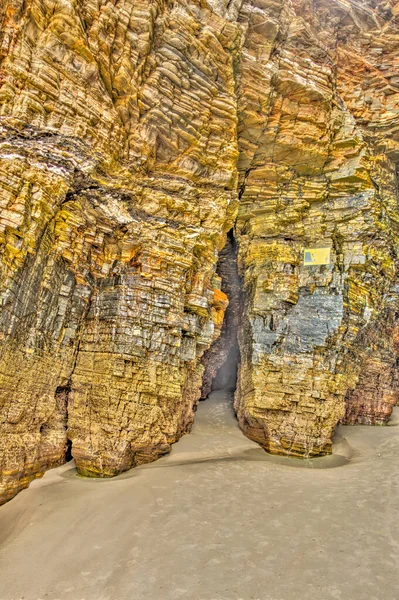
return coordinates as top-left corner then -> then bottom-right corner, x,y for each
0,0 -> 239,501
234,0 -> 399,456
1,0 -> 399,503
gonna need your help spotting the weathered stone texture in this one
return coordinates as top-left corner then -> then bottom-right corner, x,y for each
1,0 -> 399,502
0,0 -> 239,501
234,0 -> 399,456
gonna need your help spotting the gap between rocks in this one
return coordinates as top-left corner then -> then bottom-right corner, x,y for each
54,383 -> 73,463
201,228 -> 243,401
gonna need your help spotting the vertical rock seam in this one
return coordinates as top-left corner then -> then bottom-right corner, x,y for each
201,229 -> 243,398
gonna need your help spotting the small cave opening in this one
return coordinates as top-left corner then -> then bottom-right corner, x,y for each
54,384 -> 73,463
201,229 -> 243,398
65,438 -> 73,462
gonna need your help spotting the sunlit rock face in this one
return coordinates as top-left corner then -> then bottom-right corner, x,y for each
0,0 -> 239,501
0,0 -> 398,502
234,0 -> 399,456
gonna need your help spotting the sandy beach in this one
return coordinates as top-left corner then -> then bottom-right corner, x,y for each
0,391 -> 398,600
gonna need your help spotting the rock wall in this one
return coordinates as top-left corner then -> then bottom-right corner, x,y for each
0,0 -> 239,502
1,0 -> 398,502
234,0 -> 399,456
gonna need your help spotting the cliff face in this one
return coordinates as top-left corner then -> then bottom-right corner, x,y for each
234,0 -> 399,455
1,0 -> 398,503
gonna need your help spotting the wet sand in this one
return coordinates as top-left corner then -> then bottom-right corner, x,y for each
0,391 -> 398,600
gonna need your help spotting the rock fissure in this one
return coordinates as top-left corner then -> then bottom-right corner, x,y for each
201,229 -> 243,399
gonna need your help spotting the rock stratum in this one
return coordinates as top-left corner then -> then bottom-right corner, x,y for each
1,0 -> 399,504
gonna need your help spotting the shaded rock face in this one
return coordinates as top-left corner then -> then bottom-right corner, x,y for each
0,0 -> 399,501
343,306 -> 399,425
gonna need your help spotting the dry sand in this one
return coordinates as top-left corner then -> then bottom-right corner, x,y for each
0,390 -> 398,600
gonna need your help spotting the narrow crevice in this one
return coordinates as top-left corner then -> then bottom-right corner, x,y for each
65,439 -> 73,462
201,229 -> 243,398
54,383 -> 73,462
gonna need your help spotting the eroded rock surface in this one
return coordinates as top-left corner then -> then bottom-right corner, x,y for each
234,0 -> 399,456
1,0 -> 399,502
0,0 -> 239,501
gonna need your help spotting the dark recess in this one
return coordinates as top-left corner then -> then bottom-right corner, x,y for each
201,229 -> 243,397
55,384 -> 73,462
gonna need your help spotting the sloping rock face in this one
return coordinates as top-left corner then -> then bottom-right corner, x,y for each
0,0 -> 398,502
0,0 -> 239,501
